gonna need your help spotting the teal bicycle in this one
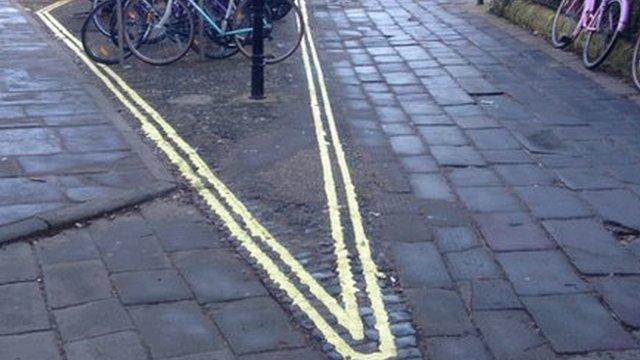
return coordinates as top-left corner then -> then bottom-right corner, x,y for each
121,0 -> 304,65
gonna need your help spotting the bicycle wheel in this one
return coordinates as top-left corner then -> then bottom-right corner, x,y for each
633,35 -> 640,90
194,0 -> 239,59
91,0 -> 116,36
81,0 -> 131,65
123,0 -> 195,65
551,0 -> 584,48
232,0 -> 303,64
268,0 -> 292,21
583,0 -> 622,69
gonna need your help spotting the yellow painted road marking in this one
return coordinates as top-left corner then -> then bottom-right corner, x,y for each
37,1 -> 397,358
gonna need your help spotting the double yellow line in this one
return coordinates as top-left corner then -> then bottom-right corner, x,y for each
37,1 -> 397,358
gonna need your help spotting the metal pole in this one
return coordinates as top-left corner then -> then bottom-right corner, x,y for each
198,0 -> 206,60
116,0 -> 125,64
250,0 -> 265,99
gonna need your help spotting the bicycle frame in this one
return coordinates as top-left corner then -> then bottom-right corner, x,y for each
152,0 -> 252,37
570,0 -> 630,38
186,0 -> 251,36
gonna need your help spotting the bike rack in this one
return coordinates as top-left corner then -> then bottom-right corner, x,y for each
250,0 -> 265,99
116,0 -> 125,64
198,0 -> 206,60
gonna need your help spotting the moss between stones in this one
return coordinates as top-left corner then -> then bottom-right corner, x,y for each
488,0 -> 635,78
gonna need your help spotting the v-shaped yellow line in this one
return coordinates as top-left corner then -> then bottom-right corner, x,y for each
37,1 -> 397,357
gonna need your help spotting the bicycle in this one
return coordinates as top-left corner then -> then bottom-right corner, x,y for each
633,34 -> 640,90
551,0 -> 631,69
121,0 -> 303,65
81,0 -> 133,65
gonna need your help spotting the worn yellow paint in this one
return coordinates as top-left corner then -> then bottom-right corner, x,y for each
37,1 -> 397,357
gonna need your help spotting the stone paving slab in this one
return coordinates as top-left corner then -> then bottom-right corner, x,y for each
0,0 -> 170,230
0,199 -> 321,360
313,0 -> 640,357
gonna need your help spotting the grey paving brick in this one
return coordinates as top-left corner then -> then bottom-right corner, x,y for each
173,249 -> 266,303
444,104 -> 484,118
0,332 -> 60,360
405,288 -> 474,336
581,190 -> 640,231
471,278 -> 522,310
408,173 -> 455,201
448,167 -> 502,187
431,145 -> 486,166
389,135 -> 427,155
36,229 -> 100,265
467,129 -> 520,150
481,149 -> 534,164
381,123 -> 414,136
130,301 -> 225,358
400,155 -> 438,173
591,276 -> 640,328
445,247 -> 501,280
166,350 -> 236,360
43,259 -> 112,308
453,115 -> 500,129
457,77 -> 501,95
435,226 -> 481,252
376,213 -> 431,242
55,299 -> 132,342
376,106 -> 408,123
429,87 -> 475,106
143,202 -> 223,251
65,331 -> 147,360
0,242 -> 36,284
391,242 -> 453,288
427,335 -> 491,360
497,250 -> 588,295
0,177 -> 64,205
90,216 -> 170,272
0,282 -> 49,335
607,165 -> 640,185
214,297 -> 306,355
543,219 -> 640,275
457,187 -> 521,212
0,128 -> 61,156
523,294 -> 637,353
18,151 -> 134,174
112,269 -> 191,305
495,164 -> 557,186
418,126 -> 467,146
474,212 -> 555,251
515,186 -> 591,219
411,114 -> 453,126
58,125 -> 128,152
401,101 -> 442,116
239,348 -> 325,360
475,310 -> 549,360
555,168 -> 623,190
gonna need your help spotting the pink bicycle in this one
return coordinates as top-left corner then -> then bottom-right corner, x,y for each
551,0 -> 630,68
633,34 -> 640,90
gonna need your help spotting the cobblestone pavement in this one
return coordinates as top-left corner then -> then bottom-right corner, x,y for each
0,0 -> 166,227
0,198 -> 323,360
310,0 -> 640,358
5,0 -> 640,357
0,2 -> 321,359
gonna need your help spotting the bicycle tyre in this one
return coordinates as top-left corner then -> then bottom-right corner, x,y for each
233,0 -> 304,64
633,35 -> 640,91
583,0 -> 622,69
81,0 -> 131,65
123,0 -> 196,66
551,0 -> 583,49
